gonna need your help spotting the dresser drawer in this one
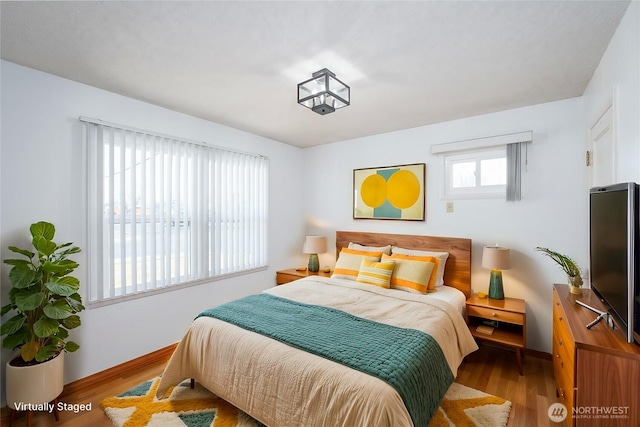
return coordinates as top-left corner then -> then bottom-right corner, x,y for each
553,291 -> 575,358
553,331 -> 575,366
557,380 -> 574,417
276,272 -> 301,285
553,294 -> 564,321
554,318 -> 574,358
553,311 -> 575,381
553,329 -> 574,375
552,290 -> 566,324
553,335 -> 575,423
467,305 -> 524,325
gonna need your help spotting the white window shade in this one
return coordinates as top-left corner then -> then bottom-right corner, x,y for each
431,131 -> 533,154
84,118 -> 269,305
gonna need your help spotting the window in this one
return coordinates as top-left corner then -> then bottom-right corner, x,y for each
431,131 -> 532,201
84,120 -> 269,305
443,147 -> 506,199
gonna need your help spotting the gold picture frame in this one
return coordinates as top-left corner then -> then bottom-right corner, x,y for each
353,163 -> 425,221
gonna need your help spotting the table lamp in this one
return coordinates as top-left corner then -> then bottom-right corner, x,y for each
303,236 -> 327,272
482,245 -> 511,300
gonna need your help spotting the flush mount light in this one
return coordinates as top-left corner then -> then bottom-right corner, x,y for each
297,68 -> 350,115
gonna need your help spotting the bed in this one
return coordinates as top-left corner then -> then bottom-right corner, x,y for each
156,231 -> 478,426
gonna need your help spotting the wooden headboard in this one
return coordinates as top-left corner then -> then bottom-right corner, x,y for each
336,231 -> 472,299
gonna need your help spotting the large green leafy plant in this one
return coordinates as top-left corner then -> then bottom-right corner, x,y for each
1,221 -> 84,364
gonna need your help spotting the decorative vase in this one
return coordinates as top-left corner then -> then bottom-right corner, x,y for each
488,269 -> 505,300
568,276 -> 583,295
308,254 -> 320,272
6,351 -> 64,410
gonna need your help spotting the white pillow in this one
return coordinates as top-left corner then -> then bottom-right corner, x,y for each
391,247 -> 449,287
348,242 -> 392,255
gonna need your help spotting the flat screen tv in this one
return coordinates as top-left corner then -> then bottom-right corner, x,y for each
589,182 -> 639,344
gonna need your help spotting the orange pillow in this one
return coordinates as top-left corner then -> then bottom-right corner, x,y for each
382,253 -> 440,293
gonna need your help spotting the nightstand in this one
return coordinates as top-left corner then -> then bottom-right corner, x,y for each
466,295 -> 526,375
275,268 -> 332,285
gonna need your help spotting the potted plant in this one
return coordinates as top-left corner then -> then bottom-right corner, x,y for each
1,221 -> 84,416
535,246 -> 583,294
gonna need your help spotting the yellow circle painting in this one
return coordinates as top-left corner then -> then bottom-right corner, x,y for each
360,174 -> 387,208
387,169 -> 420,209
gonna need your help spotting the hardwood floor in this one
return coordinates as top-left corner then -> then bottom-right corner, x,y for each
457,345 -> 561,427
1,344 -> 559,427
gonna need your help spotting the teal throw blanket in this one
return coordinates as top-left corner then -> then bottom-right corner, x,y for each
197,293 -> 454,427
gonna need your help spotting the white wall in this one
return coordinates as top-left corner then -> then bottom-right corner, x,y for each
583,0 -> 640,183
302,97 -> 587,354
0,61 -> 306,404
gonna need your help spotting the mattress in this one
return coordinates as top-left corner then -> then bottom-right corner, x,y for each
426,284 -> 467,316
156,276 -> 478,426
327,276 -> 466,315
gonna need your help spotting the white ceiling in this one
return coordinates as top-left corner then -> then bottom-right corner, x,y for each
0,1 -> 631,148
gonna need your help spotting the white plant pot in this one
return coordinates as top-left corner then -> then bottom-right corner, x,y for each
6,351 -> 64,410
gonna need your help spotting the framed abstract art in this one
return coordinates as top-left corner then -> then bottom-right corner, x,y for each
353,163 -> 425,221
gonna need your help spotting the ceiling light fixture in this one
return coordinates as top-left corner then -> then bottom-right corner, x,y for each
297,68 -> 350,115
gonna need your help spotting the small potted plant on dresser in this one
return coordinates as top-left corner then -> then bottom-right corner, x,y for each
535,246 -> 583,294
1,221 -> 84,423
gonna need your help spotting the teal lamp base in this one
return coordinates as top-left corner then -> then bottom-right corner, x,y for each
488,269 -> 504,300
308,254 -> 320,272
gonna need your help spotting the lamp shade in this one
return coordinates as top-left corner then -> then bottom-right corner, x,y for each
303,236 -> 327,254
482,246 -> 511,270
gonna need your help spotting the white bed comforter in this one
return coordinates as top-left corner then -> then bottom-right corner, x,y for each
156,277 -> 478,427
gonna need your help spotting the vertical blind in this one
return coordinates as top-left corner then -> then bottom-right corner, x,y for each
506,142 -> 522,201
84,119 -> 269,304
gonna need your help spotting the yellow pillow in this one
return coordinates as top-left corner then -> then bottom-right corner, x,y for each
332,248 -> 383,280
391,247 -> 449,287
382,253 -> 439,294
356,259 -> 395,288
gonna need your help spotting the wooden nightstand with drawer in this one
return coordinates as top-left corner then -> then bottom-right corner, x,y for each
466,295 -> 526,375
275,268 -> 332,285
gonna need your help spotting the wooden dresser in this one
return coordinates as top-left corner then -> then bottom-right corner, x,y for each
553,284 -> 640,426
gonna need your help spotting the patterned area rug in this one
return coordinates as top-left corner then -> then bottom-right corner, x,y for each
428,382 -> 512,427
101,377 -> 511,427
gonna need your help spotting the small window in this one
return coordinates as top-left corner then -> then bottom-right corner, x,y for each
443,147 -> 506,199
